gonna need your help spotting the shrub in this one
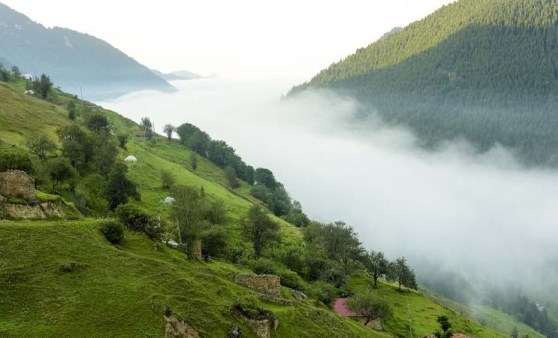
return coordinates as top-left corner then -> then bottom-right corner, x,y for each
160,169 -> 175,189
278,249 -> 305,276
0,148 -> 34,173
115,204 -> 151,232
144,217 -> 163,241
201,227 -> 230,258
306,281 -> 338,306
248,258 -> 280,275
100,220 -> 124,245
347,292 -> 392,326
115,204 -> 161,240
117,134 -> 128,149
277,268 -> 305,290
231,301 -> 275,322
58,262 -> 86,273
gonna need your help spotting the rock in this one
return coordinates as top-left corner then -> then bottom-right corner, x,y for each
164,314 -> 200,338
291,289 -> 308,301
233,274 -> 281,295
0,170 -> 36,202
2,200 -> 75,220
227,323 -> 243,338
248,319 -> 273,338
231,304 -> 278,338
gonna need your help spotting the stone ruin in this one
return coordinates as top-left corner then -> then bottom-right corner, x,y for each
233,274 -> 281,296
0,170 -> 36,202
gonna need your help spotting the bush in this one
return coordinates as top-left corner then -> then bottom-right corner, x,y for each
0,148 -> 34,173
248,258 -> 280,275
231,301 -> 275,322
115,204 -> 161,240
144,217 -> 163,241
278,249 -> 306,276
160,169 -> 175,189
115,204 -> 151,231
201,227 -> 229,258
306,281 -> 338,306
100,220 -> 124,245
277,268 -> 305,290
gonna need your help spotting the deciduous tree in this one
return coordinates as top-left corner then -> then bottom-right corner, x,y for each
347,292 -> 392,326
242,205 -> 279,259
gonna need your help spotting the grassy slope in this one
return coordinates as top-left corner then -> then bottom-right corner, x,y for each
0,81 -> 522,337
427,293 -> 546,338
0,220 -> 383,338
348,275 -> 505,338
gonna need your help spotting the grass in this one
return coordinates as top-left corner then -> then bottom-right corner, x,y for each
347,274 -> 506,337
427,293 -> 546,338
0,220 -> 385,338
35,190 -> 61,202
0,82 -> 69,148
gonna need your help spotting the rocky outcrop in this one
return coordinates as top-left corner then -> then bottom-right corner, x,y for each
231,304 -> 278,338
0,170 -> 36,202
164,314 -> 200,338
291,290 -> 308,301
227,323 -> 243,338
0,199 -> 78,220
0,171 -> 79,220
234,274 -> 281,296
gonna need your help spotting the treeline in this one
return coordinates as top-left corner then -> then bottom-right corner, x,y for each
290,0 -> 558,165
232,213 -> 418,308
169,122 -> 310,226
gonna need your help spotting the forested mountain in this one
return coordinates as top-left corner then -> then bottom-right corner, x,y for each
290,0 -> 558,165
0,3 -> 174,99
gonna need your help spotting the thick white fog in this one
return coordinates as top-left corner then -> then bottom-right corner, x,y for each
100,79 -> 558,297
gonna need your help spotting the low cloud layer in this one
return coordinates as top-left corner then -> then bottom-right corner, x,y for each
102,79 -> 558,300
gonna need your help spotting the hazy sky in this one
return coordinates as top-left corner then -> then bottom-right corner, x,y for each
1,0 -> 454,78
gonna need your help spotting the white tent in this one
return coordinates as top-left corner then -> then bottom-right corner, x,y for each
162,197 -> 176,204
124,155 -> 137,163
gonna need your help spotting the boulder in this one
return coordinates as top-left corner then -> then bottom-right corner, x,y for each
0,170 -> 36,202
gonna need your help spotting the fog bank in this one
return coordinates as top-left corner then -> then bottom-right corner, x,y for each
100,79 -> 558,300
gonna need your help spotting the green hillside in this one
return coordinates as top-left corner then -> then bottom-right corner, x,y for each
0,78 -> 525,337
0,220 -> 386,338
291,0 -> 558,165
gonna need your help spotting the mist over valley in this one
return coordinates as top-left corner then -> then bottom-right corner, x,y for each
102,78 -> 558,304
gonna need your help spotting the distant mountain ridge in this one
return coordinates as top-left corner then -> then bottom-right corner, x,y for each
0,2 -> 175,99
151,69 -> 203,81
291,0 -> 558,166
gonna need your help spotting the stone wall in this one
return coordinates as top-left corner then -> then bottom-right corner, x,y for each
0,170 -> 35,202
233,274 -> 281,296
